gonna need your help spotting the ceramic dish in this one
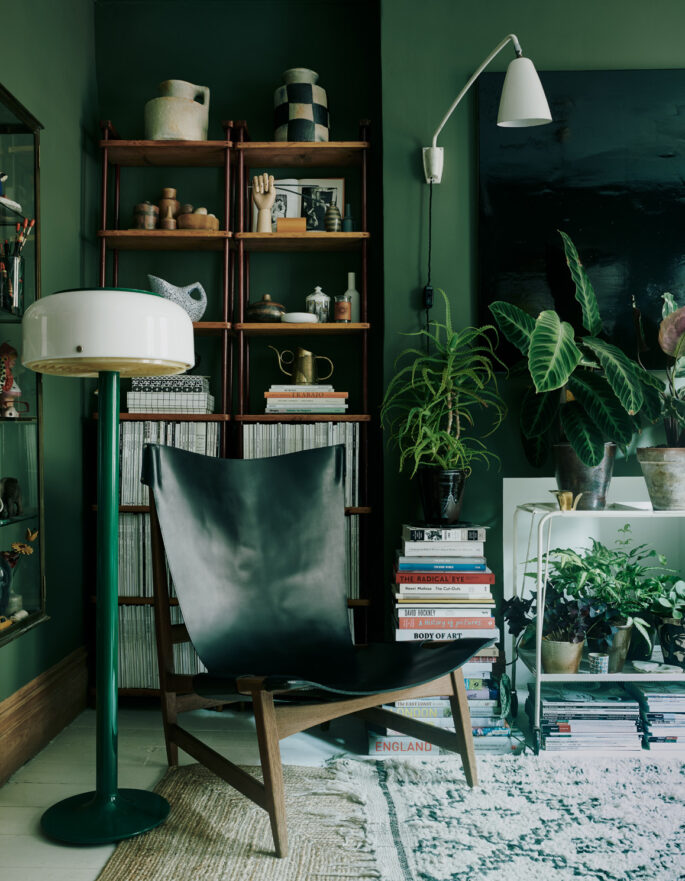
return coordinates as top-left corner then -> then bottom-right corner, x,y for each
281,312 -> 318,323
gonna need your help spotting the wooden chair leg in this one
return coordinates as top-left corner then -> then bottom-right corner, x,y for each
448,670 -> 478,787
252,689 -> 288,858
161,693 -> 179,766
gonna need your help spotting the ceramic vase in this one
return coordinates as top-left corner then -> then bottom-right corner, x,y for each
417,467 -> 467,524
147,274 -> 207,322
274,68 -> 329,142
540,639 -> 584,674
553,442 -> 616,510
637,447 -> 685,510
144,80 -> 210,141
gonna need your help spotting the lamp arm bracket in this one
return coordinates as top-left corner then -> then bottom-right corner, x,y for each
430,33 -> 522,149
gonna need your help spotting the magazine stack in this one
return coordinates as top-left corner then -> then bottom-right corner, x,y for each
528,683 -> 644,752
625,682 -> 685,752
264,384 -> 348,415
127,375 -> 214,414
368,521 -> 522,756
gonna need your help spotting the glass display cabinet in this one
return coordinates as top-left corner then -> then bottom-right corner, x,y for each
0,83 -> 44,645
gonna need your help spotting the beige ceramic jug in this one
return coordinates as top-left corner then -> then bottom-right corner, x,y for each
144,80 -> 210,141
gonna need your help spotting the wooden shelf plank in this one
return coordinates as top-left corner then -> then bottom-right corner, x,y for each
193,321 -> 231,334
100,140 -> 231,167
235,322 -> 369,336
345,507 -> 371,515
235,414 -> 370,423
234,232 -> 368,252
119,413 -> 230,422
348,599 -> 370,607
237,141 -> 368,167
99,230 -> 230,251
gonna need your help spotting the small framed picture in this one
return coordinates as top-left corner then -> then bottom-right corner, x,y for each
299,178 -> 345,231
252,178 -> 302,232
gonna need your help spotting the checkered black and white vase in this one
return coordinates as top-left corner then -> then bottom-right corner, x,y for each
274,68 -> 329,142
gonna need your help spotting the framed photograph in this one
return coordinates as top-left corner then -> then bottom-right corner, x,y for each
252,178 -> 301,232
299,178 -> 345,231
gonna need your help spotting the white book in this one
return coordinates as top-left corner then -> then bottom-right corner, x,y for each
395,629 -> 499,641
396,606 -> 492,617
401,541 -> 484,557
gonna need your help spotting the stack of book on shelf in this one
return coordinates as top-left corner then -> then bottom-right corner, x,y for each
264,384 -> 348,414
368,521 -> 522,756
528,684 -> 643,752
626,682 -> 685,753
127,375 -> 214,414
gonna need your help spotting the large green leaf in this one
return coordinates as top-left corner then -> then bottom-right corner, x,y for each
528,310 -> 582,393
560,401 -> 606,466
558,230 -> 603,335
567,371 -> 634,445
582,336 -> 644,415
489,301 -> 535,355
520,386 -> 559,439
521,429 -> 551,468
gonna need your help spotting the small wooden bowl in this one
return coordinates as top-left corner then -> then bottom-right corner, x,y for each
177,213 -> 220,231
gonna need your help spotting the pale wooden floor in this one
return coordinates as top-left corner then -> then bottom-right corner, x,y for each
0,704 -> 367,881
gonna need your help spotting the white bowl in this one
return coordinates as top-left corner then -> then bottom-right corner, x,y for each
282,312 -> 318,323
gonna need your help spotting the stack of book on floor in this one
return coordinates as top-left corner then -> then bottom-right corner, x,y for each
127,375 -> 214,414
626,682 -> 685,753
264,384 -> 348,414
529,684 -> 643,752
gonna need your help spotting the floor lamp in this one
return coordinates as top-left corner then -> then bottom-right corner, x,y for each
22,288 -> 194,844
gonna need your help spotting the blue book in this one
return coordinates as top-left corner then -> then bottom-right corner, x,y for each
396,555 -> 487,572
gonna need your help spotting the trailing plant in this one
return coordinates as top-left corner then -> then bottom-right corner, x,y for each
502,584 -> 591,645
489,230 -> 656,467
381,290 -> 506,476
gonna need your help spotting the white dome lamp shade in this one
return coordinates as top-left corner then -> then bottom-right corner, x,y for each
23,289 -> 194,847
497,56 -> 552,128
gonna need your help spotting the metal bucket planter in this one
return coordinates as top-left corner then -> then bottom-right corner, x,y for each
588,622 -> 633,673
553,443 -> 616,510
637,447 -> 685,510
541,638 -> 584,674
417,467 -> 467,524
658,618 -> 685,669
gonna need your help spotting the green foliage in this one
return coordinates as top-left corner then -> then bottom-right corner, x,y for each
653,579 -> 685,621
490,230 -> 651,467
381,290 -> 506,477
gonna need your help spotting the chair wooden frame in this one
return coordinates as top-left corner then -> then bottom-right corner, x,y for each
149,495 -> 479,858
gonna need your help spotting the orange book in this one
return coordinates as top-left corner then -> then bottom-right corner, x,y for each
264,391 -> 348,398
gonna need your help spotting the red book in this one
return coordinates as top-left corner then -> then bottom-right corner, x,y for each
398,617 -> 496,629
393,569 -> 495,585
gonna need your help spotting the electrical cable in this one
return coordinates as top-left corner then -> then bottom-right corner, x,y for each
423,181 -> 434,351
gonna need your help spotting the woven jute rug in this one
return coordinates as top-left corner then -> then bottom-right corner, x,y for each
96,756 -> 685,881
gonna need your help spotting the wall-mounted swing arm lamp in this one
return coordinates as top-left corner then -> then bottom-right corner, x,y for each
422,33 -> 551,184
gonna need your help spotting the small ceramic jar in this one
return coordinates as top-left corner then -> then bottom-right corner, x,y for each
133,201 -> 159,230
305,285 -> 330,322
246,294 -> 285,322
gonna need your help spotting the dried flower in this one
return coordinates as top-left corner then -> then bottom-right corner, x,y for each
11,542 -> 33,556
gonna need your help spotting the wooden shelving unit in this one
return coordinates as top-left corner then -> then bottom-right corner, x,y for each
98,229 -> 230,251
235,322 -> 369,336
234,231 -> 368,252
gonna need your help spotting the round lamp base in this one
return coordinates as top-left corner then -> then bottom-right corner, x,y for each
41,789 -> 170,845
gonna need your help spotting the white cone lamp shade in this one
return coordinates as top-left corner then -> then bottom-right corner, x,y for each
497,56 -> 552,127
22,288 -> 194,377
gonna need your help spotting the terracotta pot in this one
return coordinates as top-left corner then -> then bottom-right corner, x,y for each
553,442 -> 616,510
637,447 -> 685,510
541,638 -> 584,674
416,467 -> 467,524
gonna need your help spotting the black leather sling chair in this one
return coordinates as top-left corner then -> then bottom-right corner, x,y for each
142,443 -> 493,857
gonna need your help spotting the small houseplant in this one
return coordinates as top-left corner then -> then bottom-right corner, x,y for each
489,230 -> 654,509
381,290 -> 506,522
0,527 -> 38,617
651,578 -> 685,668
635,292 -> 685,509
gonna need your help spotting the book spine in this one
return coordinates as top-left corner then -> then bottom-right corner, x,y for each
394,571 -> 494,584
396,606 -> 492,616
397,617 -> 496,629
368,735 -> 442,755
264,391 -> 348,398
403,526 -> 487,542
402,541 -> 484,556
394,629 -> 499,641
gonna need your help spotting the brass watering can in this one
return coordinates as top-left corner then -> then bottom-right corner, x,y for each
269,346 -> 334,385
550,490 -> 584,511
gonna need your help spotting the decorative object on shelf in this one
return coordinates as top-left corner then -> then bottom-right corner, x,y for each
381,290 -> 506,522
133,201 -> 158,230
0,477 -> 22,516
282,312 -> 317,324
343,272 -> 360,323
0,527 -> 37,616
301,179 -> 344,230
147,274 -> 207,322
334,289 -> 351,323
269,345 -> 334,385
274,67 -> 329,142
180,203 -> 194,215
246,294 -> 285,323
158,187 -> 181,230
0,255 -> 24,315
252,173 -> 276,233
176,208 -> 219,230
144,79 -> 210,141
635,293 -> 685,509
549,490 -> 583,511
0,379 -> 25,419
0,341 -> 19,405
23,287 -> 193,845
490,231 -> 652,509
588,652 -> 610,674
651,578 -> 685,669
342,203 -> 353,232
276,217 -> 306,232
305,285 -> 330,322
324,205 -> 342,232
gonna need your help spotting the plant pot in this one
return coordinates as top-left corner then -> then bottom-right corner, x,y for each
553,442 -> 616,510
636,447 -> 685,510
541,638 -> 584,674
658,618 -> 685,669
416,467 -> 467,524
588,622 -> 633,672
626,622 -> 656,662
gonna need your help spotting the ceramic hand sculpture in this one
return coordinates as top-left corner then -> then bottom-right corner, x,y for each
253,173 -> 276,233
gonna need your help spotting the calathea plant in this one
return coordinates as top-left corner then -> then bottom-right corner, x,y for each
489,230 -> 657,467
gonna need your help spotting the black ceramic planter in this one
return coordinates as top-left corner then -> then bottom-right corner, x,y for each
553,443 -> 616,511
417,467 -> 467,523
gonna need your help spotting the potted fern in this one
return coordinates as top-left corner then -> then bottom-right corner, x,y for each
381,290 -> 506,522
489,230 -> 655,509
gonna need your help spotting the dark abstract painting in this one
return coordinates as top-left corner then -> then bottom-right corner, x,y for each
478,69 -> 685,368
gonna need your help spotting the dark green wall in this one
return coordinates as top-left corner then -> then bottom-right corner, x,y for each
0,0 -> 99,700
380,0 -> 685,592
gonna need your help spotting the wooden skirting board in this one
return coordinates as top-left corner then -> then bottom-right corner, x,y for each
0,646 -> 88,786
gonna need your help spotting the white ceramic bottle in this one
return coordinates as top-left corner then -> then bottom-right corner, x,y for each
345,272 -> 360,323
